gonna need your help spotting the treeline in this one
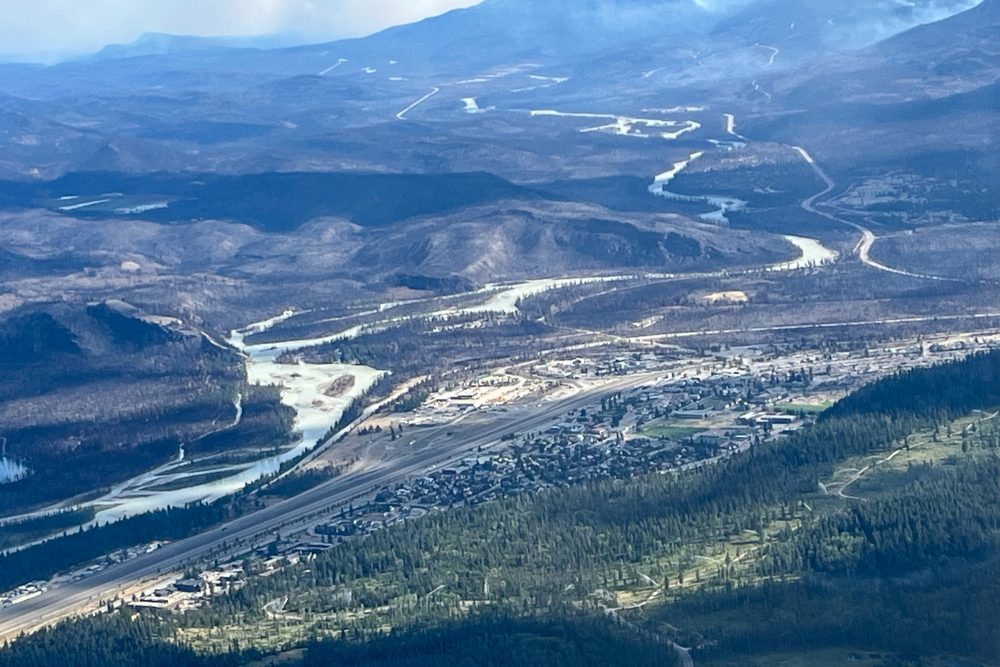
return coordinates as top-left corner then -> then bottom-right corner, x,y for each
303,612 -> 681,667
383,377 -> 437,413
0,501 -> 240,592
0,614 -> 239,667
187,384 -> 295,456
762,456 -> 1000,578
0,508 -> 95,552
670,558 -> 1000,662
824,349 -> 1000,421
315,382 -> 382,445
301,315 -> 568,379
258,469 -> 335,499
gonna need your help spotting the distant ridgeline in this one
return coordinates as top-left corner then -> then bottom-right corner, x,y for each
0,171 -> 541,231
3,351 -> 1000,666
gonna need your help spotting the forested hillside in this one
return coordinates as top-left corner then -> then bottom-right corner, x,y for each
2,351 -> 999,666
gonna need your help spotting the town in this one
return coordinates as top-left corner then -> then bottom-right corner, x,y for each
5,331 -> 995,618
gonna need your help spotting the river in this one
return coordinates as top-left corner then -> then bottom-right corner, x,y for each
648,149 -> 748,224
88,317 -> 385,524
0,457 -> 27,484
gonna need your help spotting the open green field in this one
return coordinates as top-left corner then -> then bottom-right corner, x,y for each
775,401 -> 833,415
641,425 -> 702,440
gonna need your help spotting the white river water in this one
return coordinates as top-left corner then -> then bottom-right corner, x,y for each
0,457 -> 27,484
648,150 -> 748,224
770,236 -> 840,271
88,317 -> 385,524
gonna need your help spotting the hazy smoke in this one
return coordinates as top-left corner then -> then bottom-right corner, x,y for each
0,0 -> 480,62
0,0 -> 984,62
863,0 -> 985,40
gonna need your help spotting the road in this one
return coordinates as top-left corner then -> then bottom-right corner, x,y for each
601,600 -> 694,667
792,146 -> 958,282
755,44 -> 780,67
318,58 -> 347,76
632,311 -> 1000,342
396,87 -> 440,120
0,371 -> 662,642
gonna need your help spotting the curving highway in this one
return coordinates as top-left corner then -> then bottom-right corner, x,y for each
793,145 -> 959,282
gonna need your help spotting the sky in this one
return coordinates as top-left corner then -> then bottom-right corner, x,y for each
0,0 -> 983,62
0,0 -> 482,62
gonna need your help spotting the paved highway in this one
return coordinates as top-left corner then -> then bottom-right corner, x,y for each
793,145 -> 958,283
0,372 -> 662,642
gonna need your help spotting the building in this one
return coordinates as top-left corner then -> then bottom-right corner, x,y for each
174,579 -> 203,594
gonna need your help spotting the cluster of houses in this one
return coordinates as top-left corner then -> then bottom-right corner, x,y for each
314,368 -> 811,545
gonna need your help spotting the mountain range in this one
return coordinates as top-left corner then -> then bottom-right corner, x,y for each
0,0 -> 995,304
